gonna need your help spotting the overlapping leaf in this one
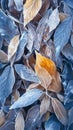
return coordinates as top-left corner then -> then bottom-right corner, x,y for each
0,65 -> 15,104
10,89 -> 43,109
24,0 -> 42,26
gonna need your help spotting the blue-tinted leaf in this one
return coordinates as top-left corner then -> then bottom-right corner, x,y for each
15,30 -> 28,61
62,44 -> 73,62
1,0 -> 8,10
14,64 -> 40,83
10,89 -> 43,109
45,115 -> 61,130
64,80 -> 73,105
14,0 -> 23,11
0,122 -> 15,130
54,17 -> 72,56
68,107 -> 73,128
0,9 -> 19,43
0,65 -> 15,104
64,0 -> 73,9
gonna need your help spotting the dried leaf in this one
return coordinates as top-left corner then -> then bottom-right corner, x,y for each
0,110 -> 5,126
0,50 -> 8,63
35,52 -> 61,92
0,65 -> 15,104
52,98 -> 68,125
35,64 -> 52,89
40,96 -> 51,116
64,0 -> 73,9
24,0 -> 42,26
14,64 -> 40,83
10,89 -> 43,109
59,12 -> 68,22
11,90 -> 20,104
15,111 -> 25,130
8,35 -> 19,60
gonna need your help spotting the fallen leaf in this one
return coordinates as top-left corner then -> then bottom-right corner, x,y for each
8,35 -> 19,60
14,64 -> 40,83
48,8 -> 60,33
59,12 -> 68,22
15,111 -> 25,130
54,17 -> 72,56
35,64 -> 52,89
40,96 -> 51,116
52,98 -> 68,125
25,105 -> 40,130
0,110 -> 5,126
0,65 -> 15,104
0,122 -> 15,130
35,52 -> 61,92
23,0 -> 42,26
45,115 -> 61,130
10,89 -> 43,109
0,50 -> 8,63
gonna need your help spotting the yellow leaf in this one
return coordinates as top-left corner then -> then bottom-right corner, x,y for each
8,35 -> 19,61
23,0 -> 42,26
35,52 -> 61,92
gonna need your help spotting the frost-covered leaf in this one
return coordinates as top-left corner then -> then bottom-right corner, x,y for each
15,111 -> 25,130
62,43 -> 73,62
14,0 -> 23,11
0,9 -> 18,43
10,89 -> 43,109
0,122 -> 15,130
14,64 -> 40,83
64,0 -> 73,9
15,30 -> 28,61
24,0 -> 42,26
54,17 -> 72,56
8,35 -> 19,60
25,105 -> 40,130
52,98 -> 68,125
0,50 -> 8,63
48,8 -> 60,33
0,65 -> 15,104
45,115 -> 61,130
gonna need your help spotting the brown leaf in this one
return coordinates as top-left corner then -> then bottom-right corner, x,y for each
15,111 -> 25,130
35,64 -> 52,89
59,12 -> 68,22
40,96 -> 52,116
52,98 -> 68,125
0,110 -> 5,126
0,50 -> 8,63
35,52 -> 61,92
8,35 -> 19,61
11,90 -> 20,104
23,0 -> 42,26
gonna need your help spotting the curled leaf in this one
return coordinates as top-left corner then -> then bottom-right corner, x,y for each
24,0 -> 42,26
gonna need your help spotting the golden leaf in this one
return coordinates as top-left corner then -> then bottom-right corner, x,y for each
23,0 -> 42,26
35,52 -> 61,92
8,35 -> 19,61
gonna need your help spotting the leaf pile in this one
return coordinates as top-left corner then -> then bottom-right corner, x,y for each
0,0 -> 73,130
